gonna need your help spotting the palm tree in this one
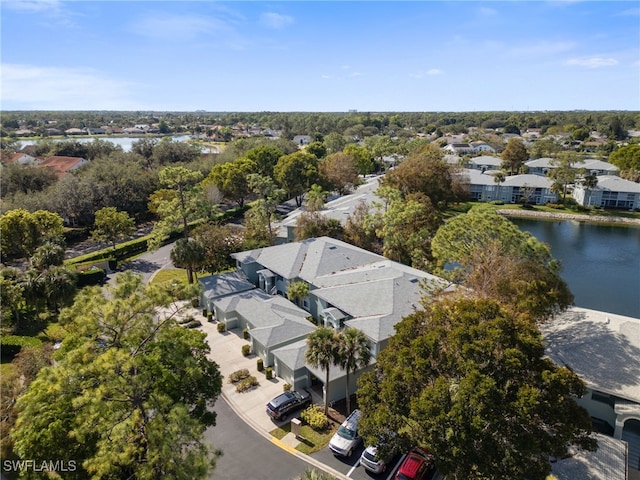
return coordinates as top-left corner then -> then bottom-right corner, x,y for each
493,171 -> 506,202
294,468 -> 335,480
336,327 -> 372,415
40,266 -> 77,314
171,238 -> 206,284
305,327 -> 340,416
30,242 -> 65,272
580,173 -> 598,207
287,281 -> 310,308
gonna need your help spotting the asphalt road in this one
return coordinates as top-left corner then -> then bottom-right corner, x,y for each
204,399 -> 311,480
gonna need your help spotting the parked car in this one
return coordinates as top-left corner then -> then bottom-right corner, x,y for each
266,390 -> 311,421
360,444 -> 396,474
329,409 -> 362,457
394,447 -> 434,480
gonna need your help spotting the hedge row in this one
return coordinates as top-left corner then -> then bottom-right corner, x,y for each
65,206 -> 248,267
76,268 -> 107,287
1,335 -> 43,360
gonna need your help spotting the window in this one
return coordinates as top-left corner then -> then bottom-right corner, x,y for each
591,391 -> 616,408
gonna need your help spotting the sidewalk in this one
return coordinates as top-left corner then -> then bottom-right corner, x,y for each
175,304 -> 349,480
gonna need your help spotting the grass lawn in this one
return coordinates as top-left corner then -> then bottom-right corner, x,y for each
0,361 -> 17,378
269,419 -> 340,455
150,268 -> 207,285
447,201 -> 640,221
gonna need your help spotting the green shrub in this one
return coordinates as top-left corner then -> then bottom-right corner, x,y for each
42,323 -> 68,343
191,298 -> 199,308
241,344 -> 251,356
242,328 -> 249,339
202,308 -> 208,317
228,369 -> 251,384
76,268 -> 106,287
265,366 -> 273,380
301,404 -> 329,431
257,358 -> 264,371
283,383 -> 292,392
178,316 -> 195,325
546,203 -> 565,210
217,322 -> 226,333
489,200 -> 504,205
207,312 -> 213,322
236,376 -> 259,393
184,320 -> 202,329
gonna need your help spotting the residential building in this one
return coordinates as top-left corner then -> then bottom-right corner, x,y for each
39,155 -> 88,176
293,135 -> 312,146
443,143 -> 474,155
573,176 -> 640,209
541,307 -> 640,472
525,158 -> 619,177
201,237 -> 452,403
461,169 -> 558,205
470,141 -> 496,154
467,155 -> 502,172
5,152 -> 39,166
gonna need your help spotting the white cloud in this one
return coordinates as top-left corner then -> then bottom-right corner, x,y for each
260,12 -> 294,29
348,72 -> 362,78
478,7 -> 498,16
1,0 -> 61,13
1,64 -> 142,110
131,14 -> 227,41
410,69 -> 444,79
510,41 -> 576,56
566,57 -> 619,68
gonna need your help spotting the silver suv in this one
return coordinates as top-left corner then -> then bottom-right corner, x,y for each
328,409 -> 362,457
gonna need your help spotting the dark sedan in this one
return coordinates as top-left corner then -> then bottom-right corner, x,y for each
266,390 -> 311,421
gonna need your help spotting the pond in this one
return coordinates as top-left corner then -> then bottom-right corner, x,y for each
511,217 -> 640,318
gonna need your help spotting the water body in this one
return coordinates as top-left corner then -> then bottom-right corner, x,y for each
18,135 -> 193,152
511,218 -> 640,318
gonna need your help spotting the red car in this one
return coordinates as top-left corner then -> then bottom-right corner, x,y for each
394,447 -> 434,480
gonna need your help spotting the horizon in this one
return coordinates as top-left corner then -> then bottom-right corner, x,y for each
2,1 -> 639,112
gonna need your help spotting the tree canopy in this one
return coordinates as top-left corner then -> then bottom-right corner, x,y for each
91,207 -> 135,250
274,151 -> 319,207
609,144 -> 640,182
501,138 -> 529,175
357,297 -> 595,480
382,145 -> 459,209
431,207 -> 573,321
12,272 -> 223,480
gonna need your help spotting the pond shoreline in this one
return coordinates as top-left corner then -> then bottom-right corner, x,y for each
497,209 -> 640,226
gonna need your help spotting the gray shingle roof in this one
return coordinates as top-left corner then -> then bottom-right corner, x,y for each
550,433 -> 627,480
213,290 -> 310,330
541,307 -> 640,403
272,340 -> 309,371
594,175 -> 640,193
233,237 -> 385,281
249,318 -> 316,349
198,271 -> 254,301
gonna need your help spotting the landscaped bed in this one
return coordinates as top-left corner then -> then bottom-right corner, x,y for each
269,419 -> 340,455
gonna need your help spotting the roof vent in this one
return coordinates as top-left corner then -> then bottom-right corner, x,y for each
329,246 -> 337,250
410,278 -> 419,283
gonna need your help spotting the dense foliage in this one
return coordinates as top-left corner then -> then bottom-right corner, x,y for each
357,297 -> 596,480
11,273 -> 223,480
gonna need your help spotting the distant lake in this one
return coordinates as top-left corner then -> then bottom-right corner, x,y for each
17,135 -> 198,153
511,218 -> 640,318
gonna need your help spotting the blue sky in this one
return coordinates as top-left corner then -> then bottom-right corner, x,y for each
1,1 -> 639,112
